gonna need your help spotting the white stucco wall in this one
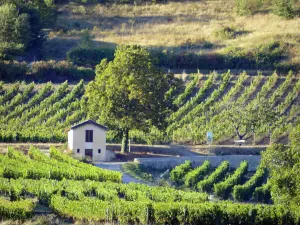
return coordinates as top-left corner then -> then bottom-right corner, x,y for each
68,124 -> 106,161
67,130 -> 73,150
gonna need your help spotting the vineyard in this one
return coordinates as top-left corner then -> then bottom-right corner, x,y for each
0,70 -> 299,144
158,159 -> 269,203
0,147 -> 299,224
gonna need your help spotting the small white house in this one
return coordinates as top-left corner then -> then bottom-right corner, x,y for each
68,120 -> 108,162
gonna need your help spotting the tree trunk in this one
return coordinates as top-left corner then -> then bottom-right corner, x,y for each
121,129 -> 129,153
234,126 -> 246,140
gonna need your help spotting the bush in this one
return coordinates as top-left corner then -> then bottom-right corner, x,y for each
184,160 -> 210,188
0,197 -> 35,220
233,167 -> 267,201
122,162 -> 154,182
272,0 -> 294,19
170,160 -> 192,185
197,161 -> 230,193
214,161 -> 248,199
50,196 -> 299,224
150,41 -> 287,70
253,182 -> 271,203
29,60 -> 94,80
0,61 -> 28,80
235,0 -> 263,16
67,47 -> 115,67
213,27 -> 237,40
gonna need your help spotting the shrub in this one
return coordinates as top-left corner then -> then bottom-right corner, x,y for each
0,61 -> 28,80
184,160 -> 210,188
252,41 -> 286,68
170,160 -> 192,185
253,182 -> 272,203
29,60 -> 94,80
213,27 -> 237,40
0,197 -> 35,220
50,196 -> 298,224
235,0 -> 263,16
233,167 -> 267,201
197,161 -> 230,193
150,41 -> 286,70
67,47 -> 115,67
122,162 -> 154,182
272,0 -> 294,19
214,161 -> 248,199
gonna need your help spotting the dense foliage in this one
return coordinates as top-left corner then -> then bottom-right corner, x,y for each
233,166 -> 267,201
85,45 -> 182,152
197,161 -> 230,193
50,196 -> 299,224
170,160 -> 192,185
262,124 -> 300,208
184,160 -> 211,188
0,197 -> 35,220
235,0 -> 296,18
0,0 -> 55,60
0,147 -> 122,183
213,161 -> 248,199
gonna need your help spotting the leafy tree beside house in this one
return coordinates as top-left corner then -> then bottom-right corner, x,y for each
85,45 -> 181,153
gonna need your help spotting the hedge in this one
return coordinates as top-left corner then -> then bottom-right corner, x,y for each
253,182 -> 272,204
170,160 -> 192,185
29,60 -> 94,80
214,161 -> 248,199
184,160 -> 211,188
197,161 -> 230,193
233,167 -> 267,201
0,197 -> 35,220
67,47 -> 115,67
50,195 -> 299,225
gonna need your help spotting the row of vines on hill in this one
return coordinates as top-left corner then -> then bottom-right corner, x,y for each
0,71 -> 299,144
170,71 -> 299,145
169,160 -> 270,203
0,148 -> 299,224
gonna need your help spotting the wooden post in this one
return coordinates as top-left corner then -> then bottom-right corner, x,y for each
129,139 -> 131,153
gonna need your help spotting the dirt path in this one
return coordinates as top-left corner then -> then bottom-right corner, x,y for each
95,162 -> 145,184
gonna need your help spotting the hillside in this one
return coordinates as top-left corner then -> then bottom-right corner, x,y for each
44,0 -> 300,72
1,0 -> 299,81
0,147 -> 299,224
0,71 -> 299,145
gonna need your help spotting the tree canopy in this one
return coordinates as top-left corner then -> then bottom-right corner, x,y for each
0,4 -> 30,59
85,45 -> 181,152
0,0 -> 55,60
223,97 -> 278,140
262,124 -> 300,209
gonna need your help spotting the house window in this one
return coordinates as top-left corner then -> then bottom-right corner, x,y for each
98,149 -> 101,153
77,149 -> 80,153
85,130 -> 93,142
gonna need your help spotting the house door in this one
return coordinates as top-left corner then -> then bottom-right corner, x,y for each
85,149 -> 93,159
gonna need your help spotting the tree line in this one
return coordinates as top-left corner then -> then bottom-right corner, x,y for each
0,0 -> 56,60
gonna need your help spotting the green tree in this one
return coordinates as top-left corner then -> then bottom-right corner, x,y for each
223,98 -> 278,140
0,4 -> 31,59
0,0 -> 57,27
262,124 -> 300,207
85,45 -> 181,153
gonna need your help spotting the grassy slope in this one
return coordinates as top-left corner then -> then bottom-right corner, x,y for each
45,1 -> 300,70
